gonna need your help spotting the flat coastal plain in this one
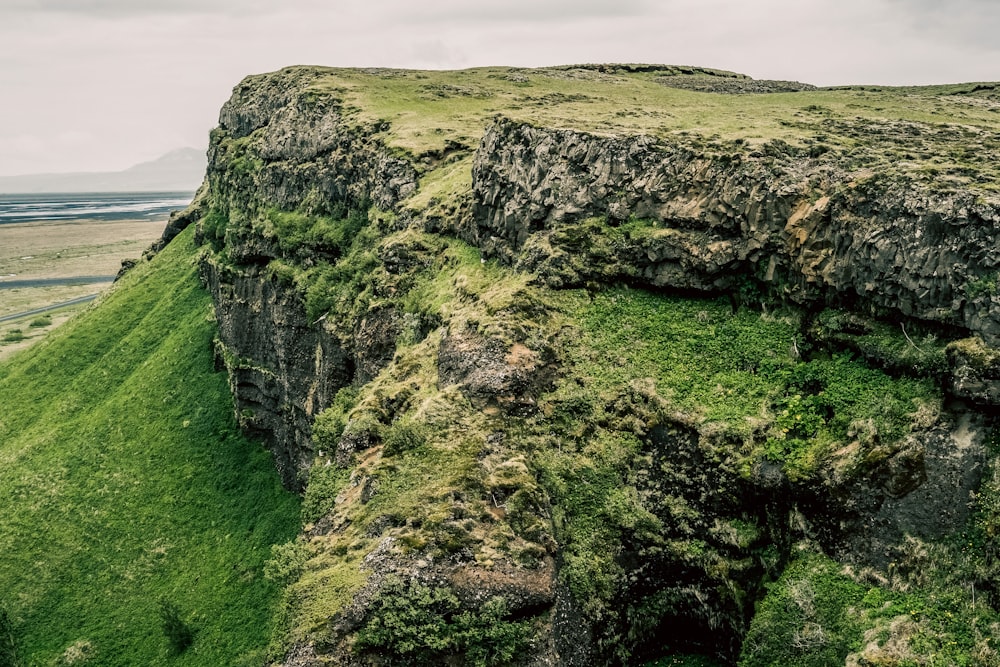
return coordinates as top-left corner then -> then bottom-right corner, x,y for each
0,217 -> 165,358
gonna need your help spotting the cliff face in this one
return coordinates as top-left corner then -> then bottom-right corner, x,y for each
192,68 -> 419,489
172,66 -> 1000,666
201,258 -> 350,489
469,119 -> 1000,344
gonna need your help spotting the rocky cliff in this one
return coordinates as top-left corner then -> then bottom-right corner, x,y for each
166,65 -> 1000,666
469,119 -> 1000,344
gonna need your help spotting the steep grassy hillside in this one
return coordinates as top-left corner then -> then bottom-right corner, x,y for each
0,227 -> 300,665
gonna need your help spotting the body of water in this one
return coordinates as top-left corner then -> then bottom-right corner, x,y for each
0,191 -> 194,224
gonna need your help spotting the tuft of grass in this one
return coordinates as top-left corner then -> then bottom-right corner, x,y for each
403,154 -> 474,218
0,228 -> 300,666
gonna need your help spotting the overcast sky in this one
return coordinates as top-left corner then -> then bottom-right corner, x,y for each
1,0 -> 997,176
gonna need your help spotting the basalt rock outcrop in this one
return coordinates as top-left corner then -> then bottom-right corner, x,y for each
167,65 -> 1000,666
469,118 -> 1000,346
202,258 -> 351,490
187,69 -> 420,489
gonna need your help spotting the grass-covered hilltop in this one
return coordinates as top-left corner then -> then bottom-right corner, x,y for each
3,64 -> 1000,666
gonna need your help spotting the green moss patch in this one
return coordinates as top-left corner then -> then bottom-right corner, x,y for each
741,547 -> 1000,667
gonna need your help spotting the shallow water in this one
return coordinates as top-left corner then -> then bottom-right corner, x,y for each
0,191 -> 193,224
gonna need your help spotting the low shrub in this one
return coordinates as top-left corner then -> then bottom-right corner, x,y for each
158,599 -> 194,655
355,576 -> 534,666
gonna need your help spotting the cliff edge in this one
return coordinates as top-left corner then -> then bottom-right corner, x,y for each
166,65 -> 1000,666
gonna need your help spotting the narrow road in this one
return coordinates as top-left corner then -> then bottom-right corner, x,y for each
0,294 -> 98,323
0,275 -> 115,289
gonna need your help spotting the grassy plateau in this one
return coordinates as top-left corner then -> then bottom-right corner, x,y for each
301,65 -> 1000,194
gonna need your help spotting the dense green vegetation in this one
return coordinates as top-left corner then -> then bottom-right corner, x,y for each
527,288 -> 945,661
572,291 -> 935,450
355,577 -> 535,666
741,547 -> 1000,666
0,228 -> 300,665
242,200 -> 951,663
267,230 -> 544,655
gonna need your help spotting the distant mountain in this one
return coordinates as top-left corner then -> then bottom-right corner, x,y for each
0,148 -> 205,194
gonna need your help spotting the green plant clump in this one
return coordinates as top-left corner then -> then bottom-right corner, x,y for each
966,271 -> 999,299
267,198 -> 371,260
740,547 -> 1000,666
740,552 -> 867,666
354,576 -> 534,667
200,208 -> 228,249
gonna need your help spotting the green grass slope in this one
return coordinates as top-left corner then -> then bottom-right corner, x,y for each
0,227 -> 300,666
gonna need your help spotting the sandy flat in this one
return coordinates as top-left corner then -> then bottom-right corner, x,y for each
0,216 -> 168,359
0,217 -> 165,281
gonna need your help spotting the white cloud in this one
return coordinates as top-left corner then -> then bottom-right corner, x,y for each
395,0 -> 653,24
3,0 -> 289,17
886,0 -> 1000,59
0,0 -> 997,176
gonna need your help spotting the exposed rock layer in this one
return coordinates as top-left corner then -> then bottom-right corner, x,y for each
469,118 -> 1000,345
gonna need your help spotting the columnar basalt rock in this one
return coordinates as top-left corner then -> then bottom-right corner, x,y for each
470,118 -> 1000,345
202,259 -> 351,491
192,68 -> 421,490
